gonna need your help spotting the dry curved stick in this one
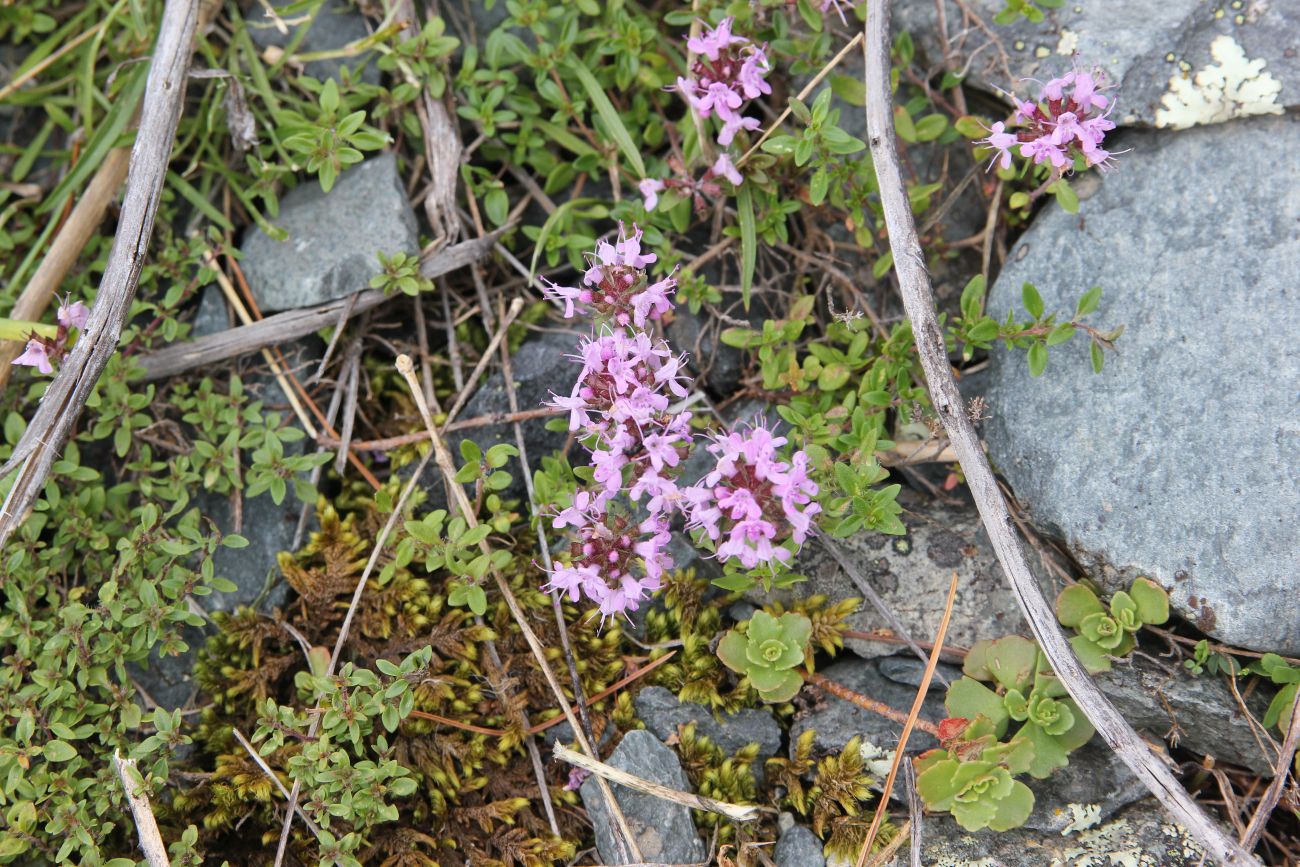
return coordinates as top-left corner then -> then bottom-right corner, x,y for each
860,4 -> 1259,865
552,743 -> 764,822
0,0 -> 199,542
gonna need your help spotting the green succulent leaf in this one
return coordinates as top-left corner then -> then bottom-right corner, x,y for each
1128,577 -> 1170,625
1069,633 -> 1113,674
946,677 -> 1009,737
1055,584 -> 1104,627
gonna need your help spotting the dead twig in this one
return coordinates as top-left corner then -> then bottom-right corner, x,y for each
861,5 -> 1260,863
552,743 -> 763,821
113,750 -> 170,867
0,0 -> 200,543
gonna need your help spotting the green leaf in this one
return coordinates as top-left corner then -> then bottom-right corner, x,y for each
1090,341 -> 1105,373
1055,584 -> 1104,627
43,740 -> 78,762
914,114 -> 948,141
1021,282 -> 1044,320
1264,682 -> 1298,731
716,630 -> 749,673
945,677 -> 1009,736
959,274 -> 986,321
737,183 -> 756,309
893,106 -> 917,143
566,61 -> 645,178
1020,720 -> 1071,779
809,168 -> 829,206
1050,178 -> 1079,213
988,780 -> 1035,831
1027,341 -> 1048,377
1076,286 -> 1103,317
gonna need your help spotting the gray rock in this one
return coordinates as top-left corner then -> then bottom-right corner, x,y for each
240,153 -> 418,311
879,797 -> 1212,867
247,0 -> 380,85
790,658 -> 951,756
191,285 -> 231,337
1022,740 -> 1145,834
634,686 -> 782,761
759,491 -> 1033,661
579,730 -> 707,865
774,825 -> 825,867
894,0 -> 1298,128
983,115 -> 1300,654
1097,655 -> 1275,776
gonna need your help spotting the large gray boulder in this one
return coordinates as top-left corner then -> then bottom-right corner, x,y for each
579,730 -> 707,865
894,0 -> 1297,128
983,115 -> 1300,654
240,153 -> 418,311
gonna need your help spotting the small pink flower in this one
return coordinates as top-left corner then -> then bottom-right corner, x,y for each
12,340 -> 53,375
711,153 -> 743,185
1019,137 -> 1070,169
718,114 -> 760,147
57,300 -> 89,331
687,17 -> 745,62
639,178 -> 665,211
978,121 -> 1018,170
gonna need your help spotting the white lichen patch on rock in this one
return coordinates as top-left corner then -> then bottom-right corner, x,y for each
1155,34 -> 1284,128
1055,29 -> 1079,56
1060,802 -> 1103,835
1053,815 -> 1205,867
856,739 -> 896,778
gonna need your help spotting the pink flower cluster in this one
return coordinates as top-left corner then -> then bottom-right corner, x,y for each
685,426 -> 819,569
676,17 -> 771,147
12,299 -> 89,375
541,225 -> 678,329
541,226 -> 819,621
979,68 -> 1117,172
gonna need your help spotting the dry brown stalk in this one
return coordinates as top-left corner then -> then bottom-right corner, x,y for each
803,669 -> 940,738
552,743 -> 763,821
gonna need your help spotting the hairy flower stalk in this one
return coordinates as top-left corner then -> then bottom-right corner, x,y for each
540,225 -> 818,620
978,68 -> 1117,172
